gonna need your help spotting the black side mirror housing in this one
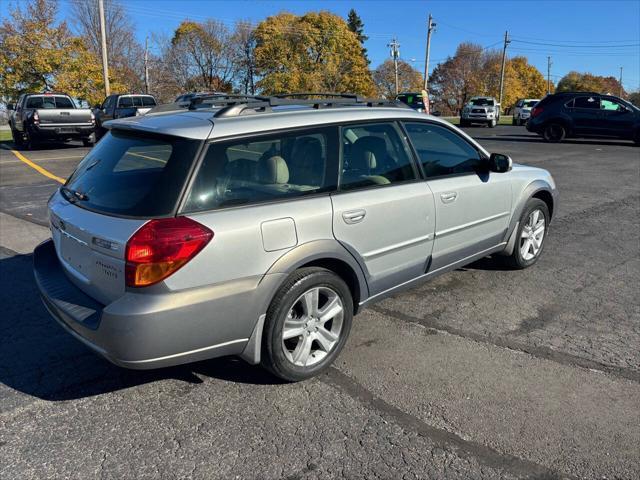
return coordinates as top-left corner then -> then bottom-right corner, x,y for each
488,153 -> 512,173
7,103 -> 14,111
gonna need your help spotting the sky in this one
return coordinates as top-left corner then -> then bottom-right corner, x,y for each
2,0 -> 639,90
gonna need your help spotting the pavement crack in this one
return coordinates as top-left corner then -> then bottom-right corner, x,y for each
323,367 -> 575,480
370,305 -> 640,383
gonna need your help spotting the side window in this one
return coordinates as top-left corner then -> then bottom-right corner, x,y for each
600,98 -> 625,111
564,98 -> 575,108
118,96 -> 133,108
404,122 -> 482,178
104,96 -> 114,110
184,128 -> 337,212
340,122 -> 417,191
142,96 -> 156,107
574,96 -> 599,109
516,100 -> 523,108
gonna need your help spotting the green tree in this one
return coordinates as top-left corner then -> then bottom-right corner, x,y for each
0,0 -> 109,104
373,59 -> 424,99
556,71 -> 626,97
254,11 -> 375,96
347,9 -> 369,64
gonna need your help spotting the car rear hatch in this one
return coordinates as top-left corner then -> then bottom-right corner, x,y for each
49,128 -> 203,304
29,95 -> 93,126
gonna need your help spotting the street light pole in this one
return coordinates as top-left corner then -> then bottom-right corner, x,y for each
144,36 -> 150,94
619,67 -> 623,97
547,56 -> 552,95
98,0 -> 110,97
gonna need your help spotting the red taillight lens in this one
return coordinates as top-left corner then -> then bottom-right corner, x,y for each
531,106 -> 543,118
33,111 -> 40,124
125,217 -> 213,287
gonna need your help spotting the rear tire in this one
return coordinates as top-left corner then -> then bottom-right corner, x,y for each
503,198 -> 549,269
633,130 -> 640,146
261,267 -> 353,382
542,123 -> 566,143
511,117 -> 516,126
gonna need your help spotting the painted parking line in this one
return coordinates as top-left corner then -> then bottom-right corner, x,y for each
3,147 -> 66,184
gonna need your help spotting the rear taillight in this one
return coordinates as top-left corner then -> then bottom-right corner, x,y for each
90,111 -> 95,124
531,106 -> 543,118
125,217 -> 213,287
33,111 -> 40,125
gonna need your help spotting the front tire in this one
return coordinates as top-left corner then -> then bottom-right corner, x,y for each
504,198 -> 549,269
542,123 -> 566,143
261,267 -> 353,382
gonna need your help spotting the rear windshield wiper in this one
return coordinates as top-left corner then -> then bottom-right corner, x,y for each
60,186 -> 89,202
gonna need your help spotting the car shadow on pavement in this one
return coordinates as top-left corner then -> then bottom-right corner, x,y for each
0,252 -> 283,403
0,138 -> 84,151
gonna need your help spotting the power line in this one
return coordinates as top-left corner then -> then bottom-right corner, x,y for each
512,39 -> 640,48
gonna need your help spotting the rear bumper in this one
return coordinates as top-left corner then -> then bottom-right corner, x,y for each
30,124 -> 95,140
34,239 -> 283,369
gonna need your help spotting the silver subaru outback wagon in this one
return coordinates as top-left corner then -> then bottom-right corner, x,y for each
34,94 -> 558,381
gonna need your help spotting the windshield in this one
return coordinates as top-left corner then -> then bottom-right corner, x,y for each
397,94 -> 425,108
64,130 -> 200,217
470,98 -> 494,106
524,100 -> 538,108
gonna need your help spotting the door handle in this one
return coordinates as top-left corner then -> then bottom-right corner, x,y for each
342,209 -> 366,224
440,192 -> 458,203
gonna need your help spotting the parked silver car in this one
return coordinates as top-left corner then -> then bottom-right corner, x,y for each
461,96 -> 501,127
34,94 -> 557,381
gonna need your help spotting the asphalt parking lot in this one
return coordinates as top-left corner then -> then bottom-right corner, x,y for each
0,125 -> 638,479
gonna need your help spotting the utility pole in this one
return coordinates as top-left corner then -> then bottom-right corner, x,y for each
547,56 -> 552,94
388,38 -> 401,96
423,14 -> 436,113
498,30 -> 510,108
98,0 -> 110,97
619,67 -> 623,97
144,36 -> 150,94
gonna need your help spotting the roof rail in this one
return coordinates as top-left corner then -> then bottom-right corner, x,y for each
147,92 -> 410,117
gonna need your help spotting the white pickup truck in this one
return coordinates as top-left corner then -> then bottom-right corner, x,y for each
460,96 -> 501,128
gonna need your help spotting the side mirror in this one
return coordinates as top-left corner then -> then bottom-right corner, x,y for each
488,153 -> 512,173
7,103 -> 14,111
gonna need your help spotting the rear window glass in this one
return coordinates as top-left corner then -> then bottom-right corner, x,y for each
183,128 -> 337,212
64,130 -> 200,217
524,100 -> 538,107
25,96 -> 74,109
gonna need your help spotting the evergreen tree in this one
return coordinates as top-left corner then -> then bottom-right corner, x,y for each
347,9 -> 369,64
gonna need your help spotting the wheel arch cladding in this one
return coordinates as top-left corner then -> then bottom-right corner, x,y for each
264,240 -> 369,315
532,189 -> 554,219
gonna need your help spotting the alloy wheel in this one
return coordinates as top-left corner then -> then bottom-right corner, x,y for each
519,209 -> 546,261
282,286 -> 344,367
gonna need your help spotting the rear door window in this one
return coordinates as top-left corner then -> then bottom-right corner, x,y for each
574,96 -> 599,109
183,127 -> 338,212
64,130 -> 200,217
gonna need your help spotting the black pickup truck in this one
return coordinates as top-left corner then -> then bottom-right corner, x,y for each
8,93 -> 95,149
93,94 -> 157,139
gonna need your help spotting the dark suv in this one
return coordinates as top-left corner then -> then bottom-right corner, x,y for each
526,92 -> 640,144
